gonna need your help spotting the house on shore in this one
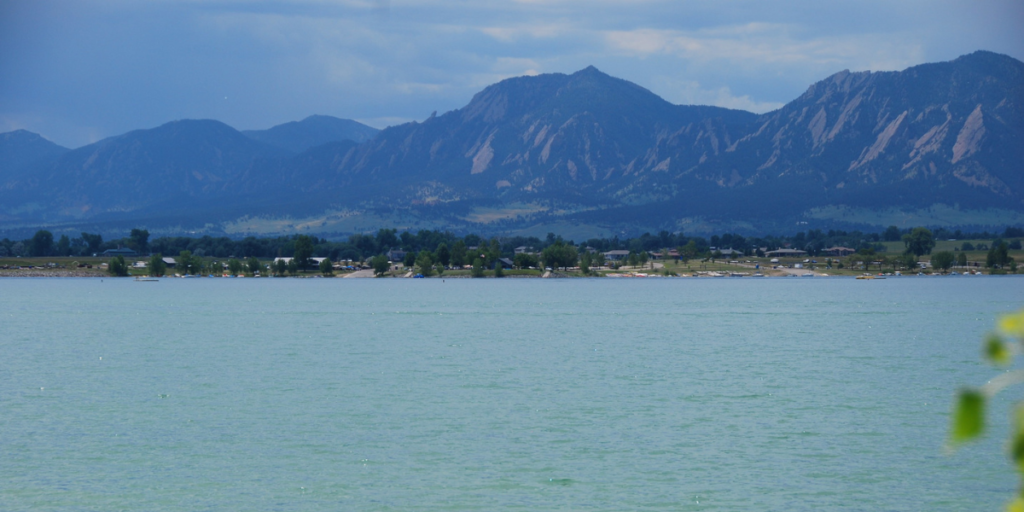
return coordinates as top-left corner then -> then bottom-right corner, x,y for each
603,250 -> 630,261
274,257 -> 327,267
765,248 -> 808,258
102,247 -> 137,258
710,247 -> 743,257
823,246 -> 856,257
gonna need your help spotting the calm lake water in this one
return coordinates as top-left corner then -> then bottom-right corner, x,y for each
2,276 -> 1022,510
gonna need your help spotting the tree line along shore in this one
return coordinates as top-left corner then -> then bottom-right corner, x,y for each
2,225 -> 1020,278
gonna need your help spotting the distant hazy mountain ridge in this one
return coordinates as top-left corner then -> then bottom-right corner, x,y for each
242,115 -> 379,153
0,51 -> 1020,235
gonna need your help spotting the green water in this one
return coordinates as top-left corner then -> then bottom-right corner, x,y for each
2,277 -> 1021,510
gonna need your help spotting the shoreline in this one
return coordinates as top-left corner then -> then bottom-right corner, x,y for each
1,270 -> 1012,279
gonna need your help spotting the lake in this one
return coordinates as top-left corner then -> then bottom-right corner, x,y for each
2,276 -> 1022,510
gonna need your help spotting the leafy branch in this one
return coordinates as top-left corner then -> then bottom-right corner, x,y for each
950,309 -> 1024,511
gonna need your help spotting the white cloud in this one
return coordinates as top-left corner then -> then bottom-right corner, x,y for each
357,116 -> 419,129
3,0 -> 1014,147
479,23 -> 569,42
652,78 -> 784,113
603,25 -> 923,71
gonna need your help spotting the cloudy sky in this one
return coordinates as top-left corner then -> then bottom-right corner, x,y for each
1,0 -> 1021,148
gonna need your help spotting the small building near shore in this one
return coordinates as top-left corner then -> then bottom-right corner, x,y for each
386,249 -> 406,262
603,250 -> 630,261
710,248 -> 743,257
765,248 -> 807,258
823,246 -> 856,257
102,247 -> 137,258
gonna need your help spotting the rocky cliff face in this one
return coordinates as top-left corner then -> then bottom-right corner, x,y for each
687,50 -> 1024,210
0,51 -> 1021,233
316,66 -> 755,206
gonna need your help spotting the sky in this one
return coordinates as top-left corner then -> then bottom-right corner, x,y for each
1,0 -> 1022,148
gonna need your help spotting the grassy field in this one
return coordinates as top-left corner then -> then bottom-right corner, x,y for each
880,238 -> 1023,266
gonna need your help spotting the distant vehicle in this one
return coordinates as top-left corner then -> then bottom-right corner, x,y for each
803,259 -> 810,263
770,258 -> 779,263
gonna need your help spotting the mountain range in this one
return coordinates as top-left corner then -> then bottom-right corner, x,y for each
1,50 -> 1021,238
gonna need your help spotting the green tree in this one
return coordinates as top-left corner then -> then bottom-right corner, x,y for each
108,255 -> 129,276
178,250 -> 198,275
403,252 -> 416,268
471,257 -> 485,278
57,235 -> 71,256
319,257 -> 334,276
987,241 -> 1012,269
541,240 -> 577,271
627,252 -> 639,268
639,251 -> 650,269
415,250 -> 434,276
493,259 -> 504,277
488,238 -> 501,261
580,251 -> 591,275
957,252 -> 968,268
129,228 -> 150,253
899,253 -> 918,271
949,309 -> 1024,509
227,258 -> 243,276
931,251 -> 955,272
435,243 -> 451,268
287,259 -> 299,276
247,256 -> 262,276
680,240 -> 699,263
81,232 -> 103,255
902,227 -> 936,256
30,230 -> 53,257
274,258 -> 287,276
370,254 -> 389,277
594,251 -> 606,268
883,225 -> 902,242
149,253 -> 167,277
514,253 -> 538,269
451,240 -> 467,268
375,228 -> 398,252
294,235 -> 314,272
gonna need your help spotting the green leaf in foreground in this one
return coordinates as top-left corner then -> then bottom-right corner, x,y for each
985,333 -> 1013,367
1012,404 -> 1024,472
950,388 -> 986,446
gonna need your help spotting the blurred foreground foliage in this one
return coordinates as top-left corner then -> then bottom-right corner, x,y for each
951,308 -> 1024,510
